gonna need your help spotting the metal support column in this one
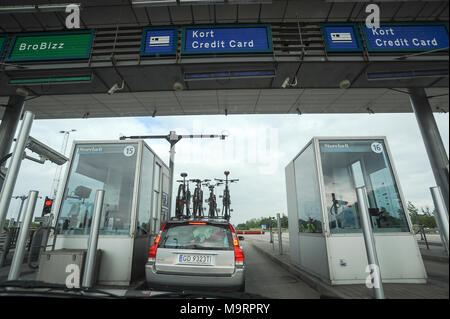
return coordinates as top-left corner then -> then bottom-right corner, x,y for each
277,213 -> 282,255
356,186 -> 385,299
168,142 -> 176,218
408,88 -> 449,213
8,190 -> 38,280
82,189 -> 105,288
0,89 -> 28,190
0,111 -> 35,232
430,186 -> 449,255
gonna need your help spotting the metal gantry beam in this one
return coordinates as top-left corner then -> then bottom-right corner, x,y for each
120,131 -> 227,218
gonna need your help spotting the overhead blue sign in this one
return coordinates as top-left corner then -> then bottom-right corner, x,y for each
182,24 -> 273,55
322,24 -> 363,52
140,27 -> 177,56
362,24 -> 449,52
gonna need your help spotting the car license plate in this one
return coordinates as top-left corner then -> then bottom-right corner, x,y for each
178,254 -> 213,265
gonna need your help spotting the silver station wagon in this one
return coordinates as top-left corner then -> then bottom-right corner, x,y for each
145,218 -> 245,292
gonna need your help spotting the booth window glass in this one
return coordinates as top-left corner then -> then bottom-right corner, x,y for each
137,147 -> 155,236
319,140 -> 409,234
56,143 -> 138,235
294,143 -> 323,233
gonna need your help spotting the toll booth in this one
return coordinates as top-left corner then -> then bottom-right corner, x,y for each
285,137 -> 427,285
49,140 -> 170,286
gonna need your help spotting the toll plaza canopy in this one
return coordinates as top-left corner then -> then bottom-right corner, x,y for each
0,0 -> 448,119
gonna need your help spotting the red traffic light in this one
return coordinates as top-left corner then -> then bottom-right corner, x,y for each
42,196 -> 54,216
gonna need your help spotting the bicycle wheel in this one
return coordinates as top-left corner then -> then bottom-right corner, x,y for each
192,188 -> 199,218
176,184 -> 185,218
185,190 -> 191,217
198,190 -> 203,217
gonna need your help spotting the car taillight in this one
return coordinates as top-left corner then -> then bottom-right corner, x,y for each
230,224 -> 244,266
148,222 -> 167,262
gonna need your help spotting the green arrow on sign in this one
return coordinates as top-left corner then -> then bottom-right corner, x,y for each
6,31 -> 95,62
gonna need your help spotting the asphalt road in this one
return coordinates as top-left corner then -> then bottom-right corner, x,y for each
242,240 -> 320,299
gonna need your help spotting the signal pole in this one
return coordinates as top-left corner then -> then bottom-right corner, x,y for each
120,131 -> 227,218
50,129 -> 76,198
12,194 -> 42,225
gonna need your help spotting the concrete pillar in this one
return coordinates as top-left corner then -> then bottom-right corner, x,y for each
408,87 -> 449,214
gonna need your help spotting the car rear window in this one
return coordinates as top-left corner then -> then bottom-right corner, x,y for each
159,223 -> 233,250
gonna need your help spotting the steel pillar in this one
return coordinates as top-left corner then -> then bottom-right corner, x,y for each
0,111 -> 34,232
0,89 -> 28,190
408,88 -> 449,213
8,190 -> 38,281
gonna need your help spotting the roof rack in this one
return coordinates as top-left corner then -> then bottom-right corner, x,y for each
169,215 -> 230,222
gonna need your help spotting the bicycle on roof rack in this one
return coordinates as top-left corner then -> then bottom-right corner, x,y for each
215,171 -> 239,221
175,173 -> 191,219
203,180 -> 223,218
190,178 -> 207,218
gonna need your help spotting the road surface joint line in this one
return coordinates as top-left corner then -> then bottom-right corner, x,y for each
249,241 -> 349,299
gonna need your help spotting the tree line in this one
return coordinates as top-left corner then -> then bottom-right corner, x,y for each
236,202 -> 438,231
236,215 -> 288,230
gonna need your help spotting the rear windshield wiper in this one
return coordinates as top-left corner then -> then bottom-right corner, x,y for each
142,289 -> 269,299
0,280 -> 122,298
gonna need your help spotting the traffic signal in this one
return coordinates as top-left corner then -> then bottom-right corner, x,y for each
42,196 -> 53,216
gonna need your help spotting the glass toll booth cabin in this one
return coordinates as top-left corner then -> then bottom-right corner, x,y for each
51,140 -> 170,286
285,137 -> 427,285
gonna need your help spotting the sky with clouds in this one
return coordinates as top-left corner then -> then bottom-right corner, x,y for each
4,111 -> 449,226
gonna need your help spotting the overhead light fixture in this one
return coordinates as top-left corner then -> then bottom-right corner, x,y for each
367,69 -> 448,81
228,0 -> 272,3
339,79 -> 351,89
0,3 -> 81,14
9,74 -> 92,85
132,0 -> 177,7
185,70 -> 276,81
180,0 -> 224,5
0,5 -> 35,14
173,81 -> 184,91
38,3 -> 81,12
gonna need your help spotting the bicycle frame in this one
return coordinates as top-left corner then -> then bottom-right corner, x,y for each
190,179 -> 204,218
175,173 -> 190,218
215,171 -> 238,220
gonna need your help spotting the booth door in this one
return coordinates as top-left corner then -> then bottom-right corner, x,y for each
318,139 -> 410,234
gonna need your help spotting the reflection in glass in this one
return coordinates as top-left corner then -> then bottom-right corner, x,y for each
294,144 -> 322,233
319,140 -> 409,234
56,144 -> 138,235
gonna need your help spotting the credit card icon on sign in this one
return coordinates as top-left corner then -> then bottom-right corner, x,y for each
330,32 -> 353,43
150,36 -> 170,47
